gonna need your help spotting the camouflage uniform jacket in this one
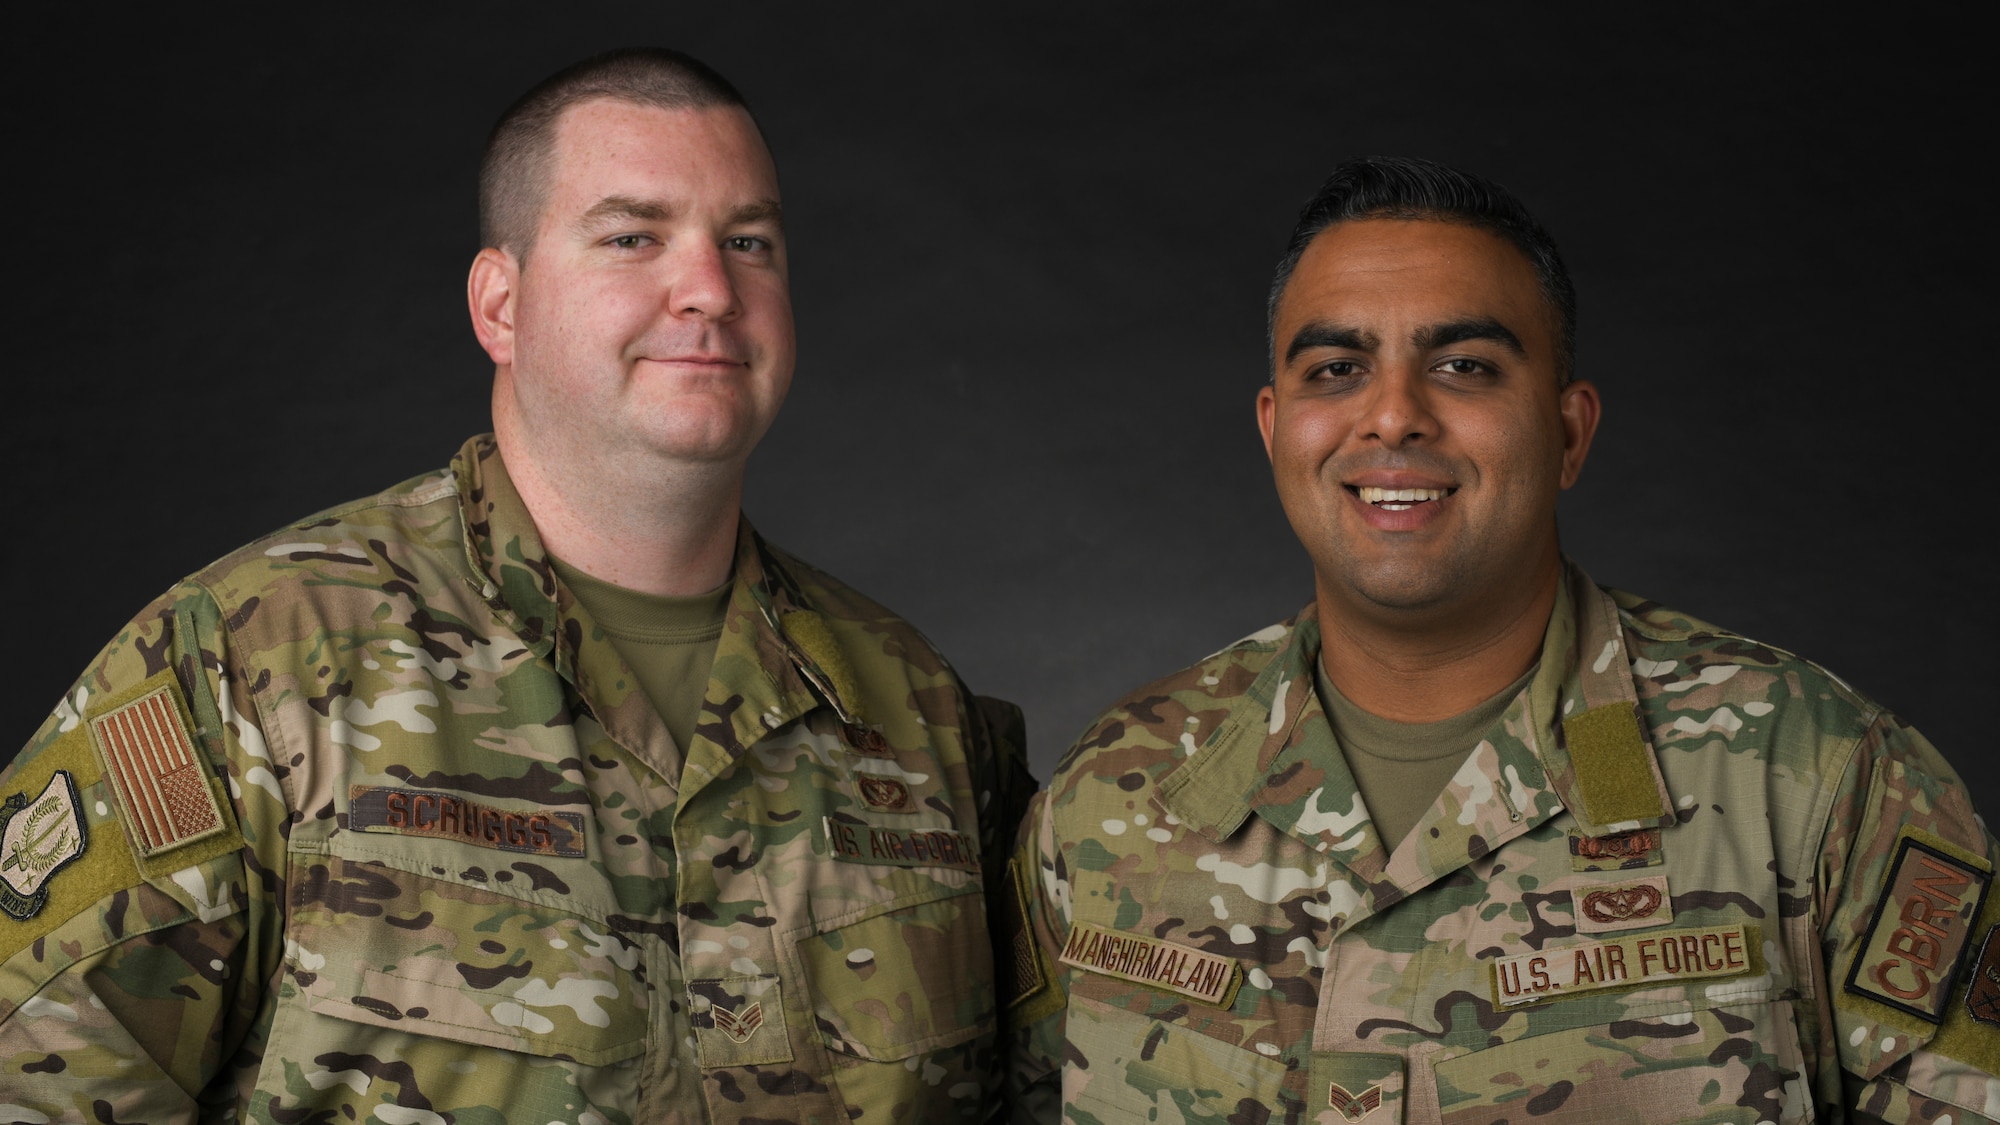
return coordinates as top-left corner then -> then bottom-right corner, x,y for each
0,434 -> 1034,1124
1008,564 -> 1999,1124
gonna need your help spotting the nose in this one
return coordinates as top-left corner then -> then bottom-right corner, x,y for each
1359,367 -> 1438,449
668,241 -> 739,322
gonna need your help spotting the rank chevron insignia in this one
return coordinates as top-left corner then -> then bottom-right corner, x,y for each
712,1001 -> 764,1044
1328,1080 -> 1382,1122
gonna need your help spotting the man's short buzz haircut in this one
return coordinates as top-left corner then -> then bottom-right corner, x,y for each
479,47 -> 754,261
1267,156 -> 1578,385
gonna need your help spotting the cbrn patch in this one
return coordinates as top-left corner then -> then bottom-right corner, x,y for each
1844,829 -> 1991,1023
0,771 -> 88,920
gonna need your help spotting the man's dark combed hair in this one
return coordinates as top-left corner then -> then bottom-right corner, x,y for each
1267,156 -> 1577,384
479,48 -> 753,260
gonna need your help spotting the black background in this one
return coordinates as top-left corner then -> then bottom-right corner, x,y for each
5,6 -> 1992,821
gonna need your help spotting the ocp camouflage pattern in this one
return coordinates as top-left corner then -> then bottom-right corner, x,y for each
0,434 -> 1035,1123
1009,564 -> 1998,1124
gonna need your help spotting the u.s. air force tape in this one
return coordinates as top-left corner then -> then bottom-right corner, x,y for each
820,815 -> 979,870
1491,923 -> 1756,1008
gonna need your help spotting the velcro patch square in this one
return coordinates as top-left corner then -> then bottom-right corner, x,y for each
1845,830 -> 1992,1023
89,684 -> 226,858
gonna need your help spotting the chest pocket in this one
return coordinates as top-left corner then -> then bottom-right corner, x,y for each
286,845 -> 648,1068
1430,998 -> 1813,1125
1059,975 -> 1290,1124
797,883 -> 994,1059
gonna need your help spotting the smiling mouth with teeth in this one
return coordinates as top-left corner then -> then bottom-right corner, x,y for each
1354,485 -> 1452,511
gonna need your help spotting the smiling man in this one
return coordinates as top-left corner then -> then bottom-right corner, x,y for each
0,49 -> 1032,1123
1005,157 -> 1997,1124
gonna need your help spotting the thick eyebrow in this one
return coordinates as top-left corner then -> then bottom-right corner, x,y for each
1412,317 -> 1526,357
569,196 -> 784,234
1284,321 -> 1379,365
726,199 -> 784,228
573,194 -> 672,232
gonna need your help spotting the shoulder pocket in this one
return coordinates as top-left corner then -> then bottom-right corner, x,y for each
798,885 -> 994,1059
289,854 -> 645,1065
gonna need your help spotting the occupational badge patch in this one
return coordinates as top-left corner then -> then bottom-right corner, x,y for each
1844,829 -> 1991,1023
88,684 -> 226,858
855,774 -> 914,813
0,771 -> 88,920
1962,924 -> 2000,1027
1573,874 -> 1672,934
1567,827 -> 1663,871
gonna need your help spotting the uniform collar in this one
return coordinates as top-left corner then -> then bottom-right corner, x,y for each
449,435 -> 850,791
1160,562 -> 1675,897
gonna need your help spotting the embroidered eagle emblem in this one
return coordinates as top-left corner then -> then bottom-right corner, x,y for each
1328,1081 -> 1382,1121
712,1001 -> 764,1043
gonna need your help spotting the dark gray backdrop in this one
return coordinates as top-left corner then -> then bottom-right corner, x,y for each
7,6 -> 1992,821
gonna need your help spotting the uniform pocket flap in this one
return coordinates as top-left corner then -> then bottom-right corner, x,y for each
292,855 -> 646,1066
799,888 -> 995,1060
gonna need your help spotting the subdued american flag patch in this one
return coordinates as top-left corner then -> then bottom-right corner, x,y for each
89,684 -> 226,857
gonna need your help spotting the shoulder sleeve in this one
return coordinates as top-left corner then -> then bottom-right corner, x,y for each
0,581 -> 289,1120
1817,709 -> 1999,1123
1003,786 -> 1067,1125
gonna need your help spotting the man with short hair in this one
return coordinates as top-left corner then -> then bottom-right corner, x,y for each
0,48 -> 1032,1122
1005,156 -> 1997,1123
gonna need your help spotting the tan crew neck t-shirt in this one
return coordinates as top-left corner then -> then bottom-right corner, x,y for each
548,557 -> 731,754
1313,658 -> 1538,854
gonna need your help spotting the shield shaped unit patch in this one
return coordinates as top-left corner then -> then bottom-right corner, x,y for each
0,771 -> 88,920
88,684 -> 226,859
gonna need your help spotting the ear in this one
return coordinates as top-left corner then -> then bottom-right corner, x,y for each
468,247 -> 520,366
1256,384 -> 1278,463
1556,378 -> 1602,490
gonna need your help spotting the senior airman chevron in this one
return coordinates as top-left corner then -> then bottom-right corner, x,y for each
1059,920 -> 1240,1006
1491,923 -> 1756,1008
